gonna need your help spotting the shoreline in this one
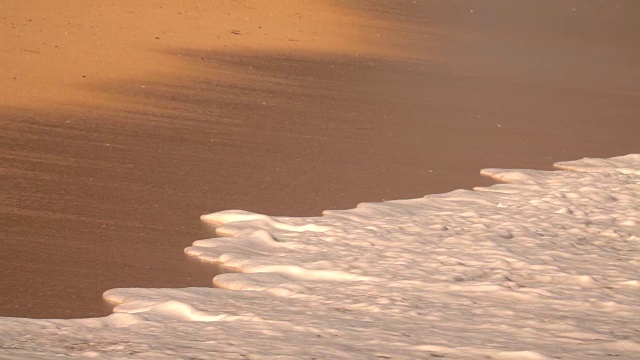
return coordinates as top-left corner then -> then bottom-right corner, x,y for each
2,153 -> 638,358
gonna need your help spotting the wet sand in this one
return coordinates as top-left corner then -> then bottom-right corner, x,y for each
2,1 -> 639,318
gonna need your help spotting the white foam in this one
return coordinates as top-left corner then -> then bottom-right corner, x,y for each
1,154 -> 638,359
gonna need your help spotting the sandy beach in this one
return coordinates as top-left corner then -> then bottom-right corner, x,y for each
2,0 -> 639,320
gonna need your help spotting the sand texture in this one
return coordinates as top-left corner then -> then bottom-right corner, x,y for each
1,1 -> 640,319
